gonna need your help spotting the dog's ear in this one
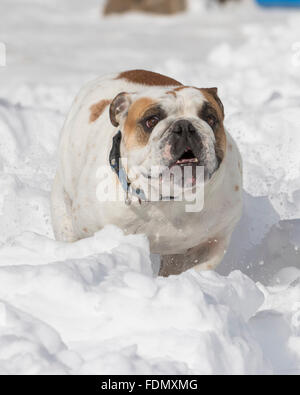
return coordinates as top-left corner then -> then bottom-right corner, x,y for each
109,92 -> 132,127
203,87 -> 224,118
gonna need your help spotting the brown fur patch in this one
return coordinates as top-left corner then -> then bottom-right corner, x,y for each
117,69 -> 182,87
89,99 -> 111,123
200,89 -> 224,121
123,97 -> 156,149
235,185 -> 240,191
200,88 -> 226,161
160,238 -> 219,276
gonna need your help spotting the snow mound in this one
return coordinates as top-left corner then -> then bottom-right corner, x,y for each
0,302 -> 79,375
0,0 -> 300,375
0,226 -> 299,374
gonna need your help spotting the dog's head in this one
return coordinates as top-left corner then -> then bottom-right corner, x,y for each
109,86 -> 226,193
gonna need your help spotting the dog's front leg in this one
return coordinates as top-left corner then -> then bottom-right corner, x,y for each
159,235 -> 231,277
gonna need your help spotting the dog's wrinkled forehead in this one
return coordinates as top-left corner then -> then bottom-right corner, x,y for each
135,86 -> 207,116
110,87 -> 205,123
169,86 -> 224,120
109,86 -> 224,150
165,86 -> 206,108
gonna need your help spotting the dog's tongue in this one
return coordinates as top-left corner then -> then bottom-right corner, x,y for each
183,166 -> 197,187
159,164 -> 199,189
189,176 -> 197,184
184,176 -> 196,187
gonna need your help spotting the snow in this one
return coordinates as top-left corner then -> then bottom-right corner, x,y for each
0,0 -> 300,375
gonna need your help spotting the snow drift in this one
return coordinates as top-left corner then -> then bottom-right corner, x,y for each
0,225 -> 299,374
0,0 -> 300,374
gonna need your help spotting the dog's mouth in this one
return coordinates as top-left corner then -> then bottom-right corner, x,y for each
173,147 -> 198,167
166,147 -> 201,188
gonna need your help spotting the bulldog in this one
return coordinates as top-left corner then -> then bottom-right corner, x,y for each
51,70 -> 242,276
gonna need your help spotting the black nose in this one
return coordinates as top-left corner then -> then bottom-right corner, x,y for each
172,120 -> 196,135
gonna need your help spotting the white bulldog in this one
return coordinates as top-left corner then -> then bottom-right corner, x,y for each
51,70 -> 242,276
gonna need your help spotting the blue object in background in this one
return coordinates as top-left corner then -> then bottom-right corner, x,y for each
257,0 -> 300,6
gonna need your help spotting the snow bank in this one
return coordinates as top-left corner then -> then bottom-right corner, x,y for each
0,226 -> 271,374
0,0 -> 299,375
0,225 -> 299,374
0,302 -> 78,374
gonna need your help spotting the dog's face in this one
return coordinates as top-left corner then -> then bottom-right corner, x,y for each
109,86 -> 226,191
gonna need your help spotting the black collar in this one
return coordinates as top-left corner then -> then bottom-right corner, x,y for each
109,131 -> 147,203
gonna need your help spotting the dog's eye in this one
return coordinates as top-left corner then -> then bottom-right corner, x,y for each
145,116 -> 160,130
206,115 -> 217,128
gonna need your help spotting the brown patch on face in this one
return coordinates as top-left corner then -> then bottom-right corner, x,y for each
200,89 -> 226,162
123,97 -> 157,150
235,185 -> 240,192
89,99 -> 111,123
116,69 -> 182,87
200,89 -> 224,122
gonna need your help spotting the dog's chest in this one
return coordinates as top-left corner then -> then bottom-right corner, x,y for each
72,178 -> 239,255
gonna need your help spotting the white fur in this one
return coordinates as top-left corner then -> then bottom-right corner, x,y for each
51,72 -> 243,273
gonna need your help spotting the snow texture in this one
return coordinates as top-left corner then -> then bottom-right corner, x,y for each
0,0 -> 299,375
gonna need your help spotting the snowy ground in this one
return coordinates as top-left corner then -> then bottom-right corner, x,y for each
0,0 -> 300,375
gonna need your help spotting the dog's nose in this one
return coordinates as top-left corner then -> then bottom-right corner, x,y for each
172,120 -> 196,135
